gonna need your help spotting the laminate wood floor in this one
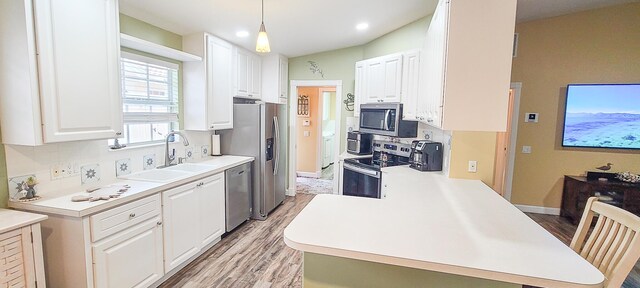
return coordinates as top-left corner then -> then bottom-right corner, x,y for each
159,193 -> 314,288
159,194 -> 640,288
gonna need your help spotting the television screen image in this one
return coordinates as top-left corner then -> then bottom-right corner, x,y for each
562,84 -> 640,149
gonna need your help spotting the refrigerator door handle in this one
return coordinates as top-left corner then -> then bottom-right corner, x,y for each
273,116 -> 279,175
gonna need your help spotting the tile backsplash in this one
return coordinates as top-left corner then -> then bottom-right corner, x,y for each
4,130 -> 214,199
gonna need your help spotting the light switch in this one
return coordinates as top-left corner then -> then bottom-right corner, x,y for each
522,146 -> 532,154
304,131 -> 310,137
524,113 -> 539,123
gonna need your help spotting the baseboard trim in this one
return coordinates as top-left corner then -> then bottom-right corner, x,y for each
285,188 -> 295,197
297,171 -> 321,178
515,204 -> 561,215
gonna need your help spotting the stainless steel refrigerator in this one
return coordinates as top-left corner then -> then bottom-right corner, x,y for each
220,101 -> 287,220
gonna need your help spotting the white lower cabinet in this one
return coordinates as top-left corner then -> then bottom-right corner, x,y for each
162,183 -> 201,272
93,217 -> 164,288
35,171 -> 229,288
198,173 -> 226,247
163,173 -> 226,272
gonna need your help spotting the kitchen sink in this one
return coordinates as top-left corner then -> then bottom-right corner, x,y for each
163,163 -> 213,173
121,169 -> 192,183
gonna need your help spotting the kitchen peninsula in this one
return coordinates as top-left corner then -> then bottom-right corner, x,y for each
284,166 -> 605,287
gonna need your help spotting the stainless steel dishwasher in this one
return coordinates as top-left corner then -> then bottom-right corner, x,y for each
225,162 -> 252,232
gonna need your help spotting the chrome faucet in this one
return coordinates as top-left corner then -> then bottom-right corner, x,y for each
160,131 -> 190,168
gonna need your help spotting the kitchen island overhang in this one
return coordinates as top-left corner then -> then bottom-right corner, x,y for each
284,166 -> 605,288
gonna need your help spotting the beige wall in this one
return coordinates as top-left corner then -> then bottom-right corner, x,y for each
510,3 -> 640,208
296,87 -> 322,173
449,132 -> 498,186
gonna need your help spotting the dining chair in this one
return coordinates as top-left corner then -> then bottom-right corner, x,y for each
570,196 -> 640,288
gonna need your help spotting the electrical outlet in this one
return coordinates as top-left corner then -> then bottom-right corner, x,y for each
62,162 -> 75,177
468,161 -> 477,173
522,146 -> 532,154
50,164 -> 63,180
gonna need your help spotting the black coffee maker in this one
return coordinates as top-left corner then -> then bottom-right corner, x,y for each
409,140 -> 443,171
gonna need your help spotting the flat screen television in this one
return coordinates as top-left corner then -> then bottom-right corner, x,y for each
562,83 -> 640,149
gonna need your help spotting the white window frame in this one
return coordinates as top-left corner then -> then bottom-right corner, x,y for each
114,51 -> 181,146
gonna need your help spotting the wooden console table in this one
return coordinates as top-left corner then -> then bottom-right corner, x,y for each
561,174 -> 640,225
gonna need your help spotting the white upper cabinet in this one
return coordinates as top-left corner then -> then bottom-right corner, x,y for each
401,50 -> 421,120
0,0 -> 123,145
353,62 -> 366,117
262,54 -> 289,104
353,51 -> 418,116
183,33 -> 234,130
420,0 -> 517,131
362,53 -> 403,104
233,47 -> 262,99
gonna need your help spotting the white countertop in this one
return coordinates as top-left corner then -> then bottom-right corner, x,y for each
338,151 -> 373,160
0,209 -> 47,234
9,155 -> 254,218
284,166 -> 604,288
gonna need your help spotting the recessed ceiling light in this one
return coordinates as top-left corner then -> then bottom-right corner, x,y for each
356,23 -> 369,31
236,31 -> 250,38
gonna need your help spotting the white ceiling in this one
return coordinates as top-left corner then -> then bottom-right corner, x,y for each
119,0 -> 437,58
119,0 -> 639,58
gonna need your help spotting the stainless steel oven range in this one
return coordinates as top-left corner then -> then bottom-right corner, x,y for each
342,140 -> 412,198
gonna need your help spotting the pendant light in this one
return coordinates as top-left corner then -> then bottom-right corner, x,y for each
255,0 -> 271,53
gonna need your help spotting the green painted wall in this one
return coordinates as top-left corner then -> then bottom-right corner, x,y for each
0,129 -> 7,208
119,14 -> 185,128
304,253 -> 519,288
288,16 -> 431,154
119,14 -> 182,50
363,16 -> 431,59
289,46 -> 364,153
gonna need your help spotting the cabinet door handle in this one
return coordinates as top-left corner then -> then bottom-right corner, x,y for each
129,213 -> 136,218
157,221 -> 163,226
116,132 -> 122,136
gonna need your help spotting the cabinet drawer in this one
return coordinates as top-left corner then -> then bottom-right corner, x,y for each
91,195 -> 161,242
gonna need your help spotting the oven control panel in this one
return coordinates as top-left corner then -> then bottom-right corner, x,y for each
373,140 -> 411,157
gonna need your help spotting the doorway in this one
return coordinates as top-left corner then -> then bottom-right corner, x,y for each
493,83 -> 522,199
289,80 -> 343,195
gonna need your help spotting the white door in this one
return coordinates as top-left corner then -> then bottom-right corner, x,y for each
354,62 -> 366,117
234,48 -> 250,97
93,217 -> 164,288
364,60 -> 384,103
401,51 -> 420,120
249,54 -> 262,98
198,173 -> 226,247
162,184 -> 200,271
207,35 -> 233,130
279,57 -> 289,102
34,0 -> 123,142
382,54 -> 403,102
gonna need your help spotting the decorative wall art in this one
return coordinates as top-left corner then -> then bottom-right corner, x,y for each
298,95 -> 310,117
344,93 -> 355,111
308,61 -> 325,78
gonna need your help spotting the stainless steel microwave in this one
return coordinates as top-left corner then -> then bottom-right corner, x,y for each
359,103 -> 418,137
